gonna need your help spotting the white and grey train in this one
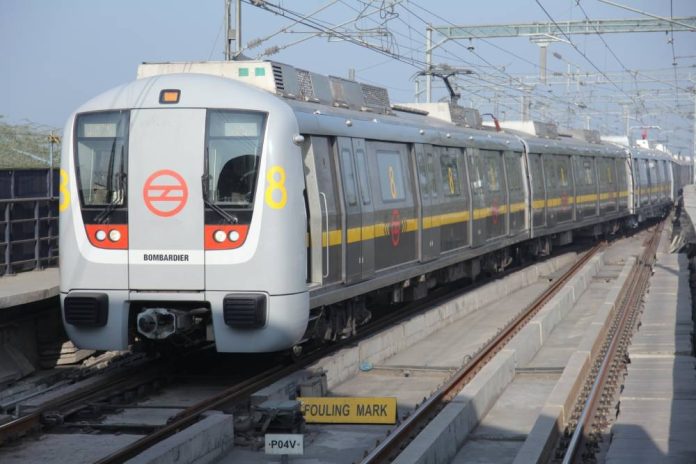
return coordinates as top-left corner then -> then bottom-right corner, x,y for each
59,61 -> 692,353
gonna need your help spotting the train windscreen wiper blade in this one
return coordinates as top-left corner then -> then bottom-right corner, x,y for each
202,147 -> 238,224
95,172 -> 126,224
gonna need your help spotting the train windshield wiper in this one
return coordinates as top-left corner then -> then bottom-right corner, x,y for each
95,172 -> 126,224
95,141 -> 126,224
202,149 -> 238,225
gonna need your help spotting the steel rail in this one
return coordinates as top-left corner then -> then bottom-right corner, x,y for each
561,221 -> 663,464
360,241 -> 606,463
0,359 -> 160,446
94,247 -> 593,463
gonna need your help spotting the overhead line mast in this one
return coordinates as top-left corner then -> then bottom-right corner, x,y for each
224,0 -> 243,60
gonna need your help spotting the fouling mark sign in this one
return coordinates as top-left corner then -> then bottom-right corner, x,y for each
298,397 -> 397,424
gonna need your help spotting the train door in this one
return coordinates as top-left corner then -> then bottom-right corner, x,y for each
336,137 -> 362,285
368,141 -> 418,271
598,157 -> 615,214
415,144 -> 441,261
303,136 -> 342,285
504,151 -> 525,236
127,109 -> 205,290
616,158 -> 628,212
639,159 -> 649,206
542,155 -> 558,228
468,148 -> 487,247
439,147 -> 469,251
352,138 -> 375,280
481,150 -> 507,238
529,153 -> 546,229
556,156 -> 574,222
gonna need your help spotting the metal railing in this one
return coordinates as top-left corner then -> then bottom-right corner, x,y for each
1,169 -> 59,276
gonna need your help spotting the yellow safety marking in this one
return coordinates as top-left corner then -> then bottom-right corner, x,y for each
321,230 -> 342,247
576,194 -> 598,204
314,190 -> 631,248
298,397 -> 397,425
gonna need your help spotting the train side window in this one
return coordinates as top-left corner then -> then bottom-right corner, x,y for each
440,151 -> 461,197
543,156 -> 557,189
556,157 -> 570,188
416,147 -> 430,199
354,147 -> 372,205
340,148 -> 358,206
482,151 -> 502,192
530,154 -> 544,195
582,158 -> 594,185
427,151 -> 438,198
377,149 -> 406,202
600,159 -> 613,185
505,152 -> 522,190
469,149 -> 484,191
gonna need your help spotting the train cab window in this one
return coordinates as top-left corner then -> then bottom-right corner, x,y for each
74,110 -> 129,207
205,110 -> 266,207
377,149 -> 406,202
440,151 -> 461,197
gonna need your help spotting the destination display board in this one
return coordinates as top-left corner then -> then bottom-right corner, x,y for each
298,397 -> 397,424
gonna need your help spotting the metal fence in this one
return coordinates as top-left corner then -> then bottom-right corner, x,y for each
1,169 -> 59,275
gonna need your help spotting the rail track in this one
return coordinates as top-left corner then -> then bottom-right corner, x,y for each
359,240 -> 607,463
556,221 -> 664,463
0,239 -> 613,463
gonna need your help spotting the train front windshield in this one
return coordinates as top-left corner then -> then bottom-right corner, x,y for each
75,111 -> 129,207
205,110 -> 267,208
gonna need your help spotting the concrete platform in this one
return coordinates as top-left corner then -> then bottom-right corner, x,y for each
0,268 -> 59,309
605,252 -> 696,464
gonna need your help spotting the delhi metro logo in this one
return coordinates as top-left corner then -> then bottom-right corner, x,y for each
143,169 -> 189,217
491,198 -> 500,225
390,209 -> 401,247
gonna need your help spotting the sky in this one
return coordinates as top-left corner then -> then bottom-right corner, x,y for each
2,0 -> 695,154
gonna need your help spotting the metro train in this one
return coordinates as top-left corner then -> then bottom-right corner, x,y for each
59,60 -> 692,354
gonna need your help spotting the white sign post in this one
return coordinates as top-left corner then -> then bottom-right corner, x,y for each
265,433 -> 304,462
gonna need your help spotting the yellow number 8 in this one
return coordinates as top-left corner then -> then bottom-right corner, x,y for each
59,168 -> 71,212
265,165 -> 287,209
388,166 -> 398,199
447,167 -> 455,194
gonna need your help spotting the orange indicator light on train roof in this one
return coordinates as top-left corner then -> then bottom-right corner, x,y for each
159,89 -> 181,104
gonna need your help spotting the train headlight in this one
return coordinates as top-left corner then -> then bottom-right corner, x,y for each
95,230 -> 107,241
213,230 -> 227,243
108,229 -> 122,242
228,230 -> 240,242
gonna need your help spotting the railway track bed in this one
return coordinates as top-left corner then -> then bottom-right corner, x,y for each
0,224 -> 680,463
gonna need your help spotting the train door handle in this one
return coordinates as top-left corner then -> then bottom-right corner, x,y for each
319,192 -> 330,279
